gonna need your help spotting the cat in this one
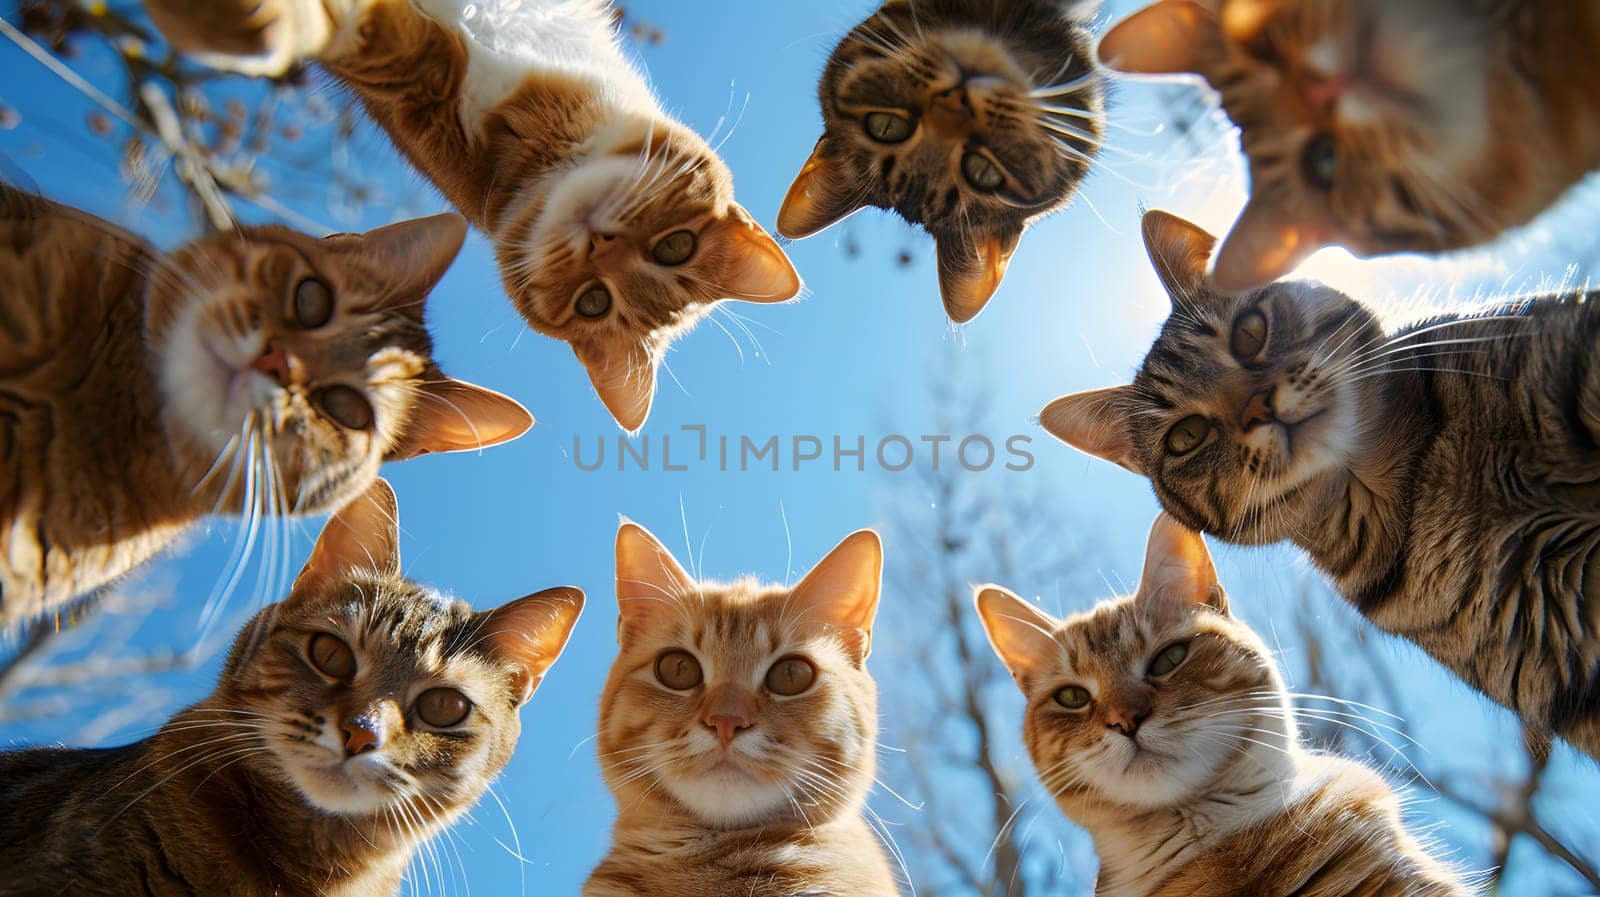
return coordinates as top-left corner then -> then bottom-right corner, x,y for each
0,185 -> 531,629
584,520 -> 898,897
0,478 -> 585,897
1040,208 -> 1600,761
976,513 -> 1473,897
143,0 -> 803,431
780,0 -> 1104,323
1098,0 -> 1600,292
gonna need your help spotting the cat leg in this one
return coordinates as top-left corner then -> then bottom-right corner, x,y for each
141,0 -> 354,76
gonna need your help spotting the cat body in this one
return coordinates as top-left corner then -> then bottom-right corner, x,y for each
977,515 -> 1470,897
0,480 -> 583,897
0,187 -> 530,626
1042,210 -> 1600,760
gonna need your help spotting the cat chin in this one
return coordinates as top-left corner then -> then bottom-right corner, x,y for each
281,756 -> 407,816
664,766 -> 791,828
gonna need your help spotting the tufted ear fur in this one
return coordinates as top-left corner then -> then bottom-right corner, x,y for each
975,585 -> 1063,691
291,478 -> 400,600
473,586 -> 586,705
789,529 -> 882,662
614,520 -> 694,644
1039,387 -> 1142,474
1136,513 -> 1227,617
777,139 -> 867,239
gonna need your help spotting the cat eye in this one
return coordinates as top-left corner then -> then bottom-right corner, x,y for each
575,285 -> 612,318
316,385 -> 373,430
1164,415 -> 1212,456
863,111 -> 912,144
1231,309 -> 1268,360
651,230 -> 696,266
1148,641 -> 1190,678
1301,133 -> 1337,190
1054,685 -> 1091,710
763,656 -> 816,696
293,277 -> 333,328
655,650 -> 703,690
415,687 -> 472,728
961,153 -> 1004,192
308,633 -> 356,679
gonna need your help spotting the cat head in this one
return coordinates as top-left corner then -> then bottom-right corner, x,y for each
1039,210 -> 1382,543
597,520 -> 881,829
495,115 -> 801,431
1100,0 -> 1512,290
215,479 -> 583,822
976,514 -> 1295,817
780,0 -> 1103,322
147,213 -> 533,516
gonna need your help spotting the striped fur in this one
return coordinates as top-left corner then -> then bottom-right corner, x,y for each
1042,209 -> 1600,762
977,515 -> 1471,897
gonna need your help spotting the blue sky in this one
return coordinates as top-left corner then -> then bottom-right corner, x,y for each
2,1 -> 1598,894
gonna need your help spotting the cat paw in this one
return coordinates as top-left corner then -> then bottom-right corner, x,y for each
143,0 -> 336,77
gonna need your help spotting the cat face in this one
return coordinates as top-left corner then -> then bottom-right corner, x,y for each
1101,0 -> 1505,290
147,214 -> 533,515
597,521 -> 881,829
977,515 -> 1294,814
1039,211 -> 1382,543
218,480 -> 583,819
496,117 -> 801,431
781,0 -> 1103,322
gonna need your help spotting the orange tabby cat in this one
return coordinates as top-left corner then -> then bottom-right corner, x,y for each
144,0 -> 802,430
1099,0 -> 1600,291
584,521 -> 898,897
0,186 -> 530,628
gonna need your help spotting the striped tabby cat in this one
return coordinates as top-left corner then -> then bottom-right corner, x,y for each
584,521 -> 897,897
976,514 -> 1471,897
780,0 -> 1104,322
0,186 -> 530,628
1041,209 -> 1600,761
144,0 -> 802,430
0,479 -> 584,897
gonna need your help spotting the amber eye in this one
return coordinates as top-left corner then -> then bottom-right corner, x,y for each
308,633 -> 355,679
651,230 -> 696,266
1301,133 -> 1337,190
575,285 -> 612,318
863,111 -> 912,144
1164,415 -> 1212,456
961,152 -> 1004,192
1231,309 -> 1268,359
415,687 -> 472,727
293,277 -> 333,328
655,650 -> 703,690
316,385 -> 373,430
1054,685 -> 1091,710
1148,641 -> 1190,677
763,656 -> 817,696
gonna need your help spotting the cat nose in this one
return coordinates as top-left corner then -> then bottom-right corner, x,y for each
588,231 -> 628,266
700,686 -> 758,747
250,340 -> 302,386
703,713 -> 753,747
341,717 -> 383,757
1105,705 -> 1151,738
930,84 -> 970,116
1240,387 -> 1277,430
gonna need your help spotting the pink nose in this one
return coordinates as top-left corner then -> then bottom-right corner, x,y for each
588,232 -> 628,266
1240,388 -> 1276,431
930,85 -> 969,115
341,718 -> 381,757
703,713 -> 752,747
250,340 -> 300,386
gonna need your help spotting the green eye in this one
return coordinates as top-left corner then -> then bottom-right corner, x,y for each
961,152 -> 1004,192
1231,309 -> 1268,359
1148,641 -> 1190,677
1302,133 -> 1337,190
651,230 -> 696,266
1164,415 -> 1211,456
863,111 -> 912,144
1053,685 -> 1091,710
575,285 -> 611,318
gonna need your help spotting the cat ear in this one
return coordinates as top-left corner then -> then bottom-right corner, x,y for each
386,377 -> 533,460
1137,513 -> 1226,615
1211,198 -> 1327,293
975,585 -> 1062,690
936,228 -> 1022,324
615,520 -> 694,641
291,478 -> 400,599
790,530 -> 882,661
574,339 -> 657,433
473,586 -> 586,705
351,213 -> 469,302
777,139 -> 865,239
1142,209 -> 1217,305
717,205 -> 802,303
1097,0 -> 1219,75
1038,387 -> 1143,474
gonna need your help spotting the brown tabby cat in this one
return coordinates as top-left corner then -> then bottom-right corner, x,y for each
0,479 -> 584,897
1099,0 -> 1600,291
780,0 -> 1104,322
0,186 -> 531,629
1040,208 -> 1600,761
584,521 -> 897,897
144,0 -> 803,431
977,514 -> 1472,897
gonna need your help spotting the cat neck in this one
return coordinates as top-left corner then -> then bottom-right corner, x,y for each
610,793 -> 867,846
